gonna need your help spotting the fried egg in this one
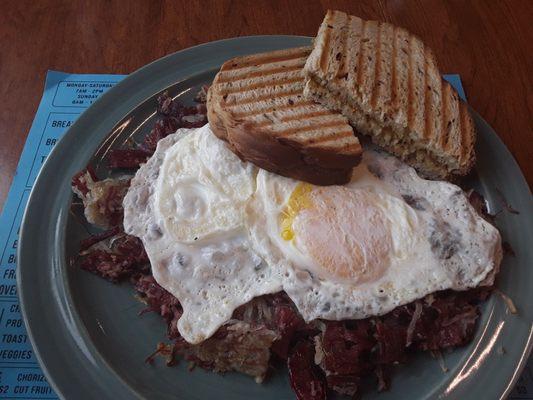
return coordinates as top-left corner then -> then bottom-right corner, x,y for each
246,150 -> 502,322
123,125 -> 282,344
124,124 -> 502,343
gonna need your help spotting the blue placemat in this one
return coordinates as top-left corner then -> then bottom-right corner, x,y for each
0,71 -> 530,399
0,71 -> 125,399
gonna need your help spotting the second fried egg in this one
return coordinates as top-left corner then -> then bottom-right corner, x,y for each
247,150 -> 501,322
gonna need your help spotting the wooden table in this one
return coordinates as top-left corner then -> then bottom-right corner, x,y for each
1,0 -> 532,209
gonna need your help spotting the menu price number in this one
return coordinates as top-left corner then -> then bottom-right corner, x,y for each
0,372 -> 6,394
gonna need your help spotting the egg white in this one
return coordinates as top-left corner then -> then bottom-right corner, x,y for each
124,124 -> 502,343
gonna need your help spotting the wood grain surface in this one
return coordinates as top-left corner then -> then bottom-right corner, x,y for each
1,0 -> 532,210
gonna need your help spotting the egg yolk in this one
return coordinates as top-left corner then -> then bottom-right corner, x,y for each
281,184 -> 391,283
280,183 -> 313,241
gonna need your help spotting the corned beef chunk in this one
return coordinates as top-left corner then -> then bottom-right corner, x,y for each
78,230 -> 148,282
288,340 -> 327,400
71,172 -> 130,228
107,149 -> 152,169
311,290 -> 488,397
175,322 -> 278,382
79,226 -> 120,252
315,320 -> 375,396
133,274 -> 182,340
142,92 -> 207,153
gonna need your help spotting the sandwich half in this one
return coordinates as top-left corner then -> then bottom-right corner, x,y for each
207,46 -> 362,185
304,10 -> 476,180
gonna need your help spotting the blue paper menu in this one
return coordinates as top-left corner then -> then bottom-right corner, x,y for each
0,71 -> 125,399
0,70 -> 530,399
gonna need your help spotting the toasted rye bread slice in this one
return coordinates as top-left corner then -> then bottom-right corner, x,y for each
303,10 -> 476,180
207,46 -> 362,185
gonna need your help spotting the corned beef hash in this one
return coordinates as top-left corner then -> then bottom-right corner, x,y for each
71,90 -> 502,399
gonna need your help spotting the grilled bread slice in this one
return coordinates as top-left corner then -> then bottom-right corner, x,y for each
303,10 -> 476,180
207,46 -> 362,185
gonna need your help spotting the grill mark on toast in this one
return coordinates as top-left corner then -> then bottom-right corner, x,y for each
216,65 -> 303,83
390,25 -> 397,110
427,51 -> 443,147
221,76 -> 303,95
445,90 -> 459,152
231,101 -> 312,118
281,109 -> 336,122
276,120 -> 351,137
312,142 -> 362,152
444,84 -> 462,159
349,16 -> 364,98
395,28 -> 410,128
409,39 -> 426,144
407,35 -> 414,131
222,48 -> 310,71
301,130 -> 355,145
423,44 -> 430,141
335,12 -> 350,79
319,16 -> 332,75
270,110 -> 335,124
325,11 -> 344,80
231,99 -> 313,117
454,92 -> 462,153
370,22 -> 382,109
226,89 -> 302,107
345,16 -> 356,94
364,21 -> 379,105
440,78 -> 449,149
356,20 -> 367,94
459,102 -> 471,166
347,143 -> 362,151
346,143 -> 364,152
